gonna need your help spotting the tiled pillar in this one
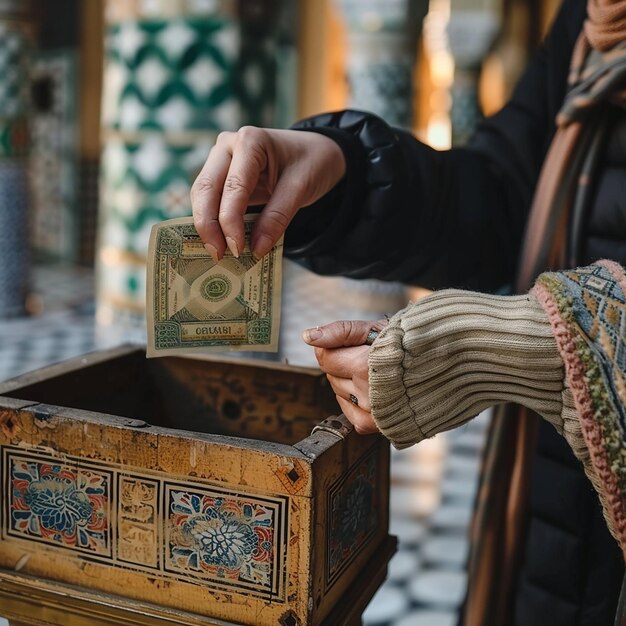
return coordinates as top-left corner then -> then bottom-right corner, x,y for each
29,1 -> 80,264
30,53 -> 79,263
334,0 -> 427,130
0,2 -> 32,318
97,0 -> 281,342
447,5 -> 499,145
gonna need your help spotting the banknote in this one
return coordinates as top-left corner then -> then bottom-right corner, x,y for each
146,215 -> 283,357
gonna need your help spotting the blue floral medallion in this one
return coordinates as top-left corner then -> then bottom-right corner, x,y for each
167,488 -> 277,591
9,457 -> 111,554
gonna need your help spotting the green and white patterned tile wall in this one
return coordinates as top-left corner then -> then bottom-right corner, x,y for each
102,18 -> 241,132
97,0 -> 282,337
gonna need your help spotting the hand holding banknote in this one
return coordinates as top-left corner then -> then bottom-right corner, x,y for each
190,127 -> 346,262
146,214 -> 283,357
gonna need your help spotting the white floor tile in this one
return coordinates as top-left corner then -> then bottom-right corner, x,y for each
362,585 -> 410,624
440,477 -> 477,502
430,503 -> 473,531
387,548 -> 421,582
395,609 -> 458,626
408,570 -> 467,608
421,535 -> 469,567
389,517 -> 427,546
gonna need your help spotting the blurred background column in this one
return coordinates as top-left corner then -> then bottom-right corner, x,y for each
447,0 -> 500,145
28,0 -> 102,270
29,0 -> 80,265
96,0 -> 284,344
0,1 -> 32,319
334,0 -> 427,129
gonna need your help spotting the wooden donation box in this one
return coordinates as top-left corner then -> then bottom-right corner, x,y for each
0,346 -> 394,626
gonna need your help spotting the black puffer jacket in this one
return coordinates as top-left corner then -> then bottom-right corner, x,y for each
285,1 -> 625,624
286,0 -> 626,289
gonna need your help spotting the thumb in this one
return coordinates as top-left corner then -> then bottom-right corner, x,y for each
302,320 -> 383,348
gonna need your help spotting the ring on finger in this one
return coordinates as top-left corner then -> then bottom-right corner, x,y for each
365,328 -> 380,346
349,394 -> 359,406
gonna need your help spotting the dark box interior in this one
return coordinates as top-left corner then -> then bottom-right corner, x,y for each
2,350 -> 339,446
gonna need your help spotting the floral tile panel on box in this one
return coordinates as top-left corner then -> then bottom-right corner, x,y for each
3,446 -> 288,601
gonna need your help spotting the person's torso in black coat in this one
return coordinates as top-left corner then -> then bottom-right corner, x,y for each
285,1 -> 626,623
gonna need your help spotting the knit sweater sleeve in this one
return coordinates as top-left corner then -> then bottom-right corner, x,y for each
368,289 -> 573,449
371,262 -> 626,556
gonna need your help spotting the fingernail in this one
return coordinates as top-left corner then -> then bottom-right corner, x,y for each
226,236 -> 239,258
252,234 -> 272,259
204,243 -> 219,263
302,326 -> 322,343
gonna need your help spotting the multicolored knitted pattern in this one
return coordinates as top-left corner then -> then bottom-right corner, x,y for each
531,260 -> 626,559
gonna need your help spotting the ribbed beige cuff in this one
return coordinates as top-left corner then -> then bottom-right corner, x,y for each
368,290 -> 566,449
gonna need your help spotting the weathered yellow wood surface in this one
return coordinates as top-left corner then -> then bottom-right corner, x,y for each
0,347 -> 392,626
